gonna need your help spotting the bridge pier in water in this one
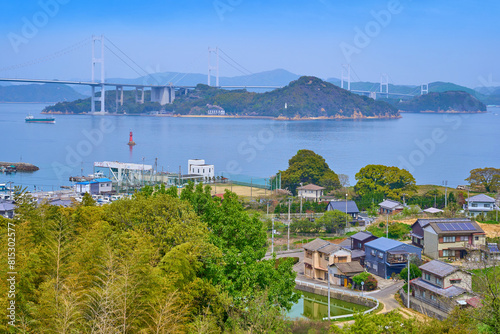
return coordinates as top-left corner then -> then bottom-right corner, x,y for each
151,86 -> 175,105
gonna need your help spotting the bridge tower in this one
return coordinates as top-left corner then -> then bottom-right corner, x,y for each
421,83 -> 428,95
208,47 -> 219,87
91,35 -> 106,113
380,73 -> 389,97
341,64 -> 351,91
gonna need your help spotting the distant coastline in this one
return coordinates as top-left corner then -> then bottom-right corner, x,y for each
398,109 -> 487,114
41,111 -> 401,120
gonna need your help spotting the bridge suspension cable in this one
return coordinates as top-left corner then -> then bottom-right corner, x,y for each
0,37 -> 91,74
218,48 -> 253,75
103,36 -> 160,85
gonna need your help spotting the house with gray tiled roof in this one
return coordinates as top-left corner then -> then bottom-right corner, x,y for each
302,238 -> 352,282
464,194 -> 498,217
326,200 -> 360,218
409,260 -> 475,319
378,199 -> 404,214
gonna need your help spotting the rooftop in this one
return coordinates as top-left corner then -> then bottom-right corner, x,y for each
379,199 -> 404,209
365,237 -> 408,252
351,231 -> 375,242
297,184 -> 325,191
318,243 -> 343,254
412,218 -> 473,229
411,277 -> 467,298
419,260 -> 458,277
327,200 -> 360,213
428,221 -> 484,235
303,238 -> 330,251
334,262 -> 364,275
466,194 -> 495,203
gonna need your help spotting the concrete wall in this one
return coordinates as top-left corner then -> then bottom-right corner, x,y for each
399,289 -> 450,320
295,283 -> 377,309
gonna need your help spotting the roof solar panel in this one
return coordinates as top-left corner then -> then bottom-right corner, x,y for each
450,223 -> 458,231
464,223 -> 475,230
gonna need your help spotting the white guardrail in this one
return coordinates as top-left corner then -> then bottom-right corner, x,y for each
294,279 -> 380,321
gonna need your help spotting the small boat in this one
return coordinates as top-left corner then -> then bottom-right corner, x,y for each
25,114 -> 55,124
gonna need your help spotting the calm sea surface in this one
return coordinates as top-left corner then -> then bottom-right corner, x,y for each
1,103 -> 499,191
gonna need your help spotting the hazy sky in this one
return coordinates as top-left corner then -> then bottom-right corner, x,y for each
0,0 -> 499,88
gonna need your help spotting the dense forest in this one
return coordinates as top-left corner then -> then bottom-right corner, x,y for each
0,184 -> 298,333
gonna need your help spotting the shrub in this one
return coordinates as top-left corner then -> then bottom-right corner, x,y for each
365,274 -> 378,291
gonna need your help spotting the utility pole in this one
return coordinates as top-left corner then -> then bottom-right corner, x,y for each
299,182 -> 303,218
287,198 -> 291,251
443,180 -> 448,208
327,265 -> 331,320
407,255 -> 411,308
271,219 -> 275,254
345,193 -> 348,233
386,213 -> 389,238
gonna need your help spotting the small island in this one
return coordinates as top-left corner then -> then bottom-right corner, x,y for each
397,91 -> 487,113
42,76 -> 400,120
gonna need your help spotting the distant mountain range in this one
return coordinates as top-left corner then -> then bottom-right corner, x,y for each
0,84 -> 85,103
3,69 -> 500,105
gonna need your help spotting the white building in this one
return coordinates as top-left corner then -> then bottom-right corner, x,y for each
74,178 -> 113,195
464,194 -> 498,217
297,184 -> 325,202
188,159 -> 215,179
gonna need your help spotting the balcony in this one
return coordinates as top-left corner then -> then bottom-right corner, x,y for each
387,251 -> 408,264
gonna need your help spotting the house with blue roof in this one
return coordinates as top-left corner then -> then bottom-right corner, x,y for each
364,237 -> 422,279
326,200 -> 360,219
74,178 -> 112,195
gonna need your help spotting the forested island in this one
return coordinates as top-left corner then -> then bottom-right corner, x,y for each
42,76 -> 400,119
397,91 -> 487,113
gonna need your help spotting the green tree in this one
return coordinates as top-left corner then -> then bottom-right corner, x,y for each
280,149 -> 340,195
399,263 -> 421,282
315,210 -> 350,234
354,165 -> 417,199
465,167 -> 500,192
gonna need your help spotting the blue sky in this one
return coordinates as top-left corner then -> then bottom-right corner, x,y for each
0,0 -> 499,88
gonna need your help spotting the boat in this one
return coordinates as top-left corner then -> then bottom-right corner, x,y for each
25,114 -> 55,124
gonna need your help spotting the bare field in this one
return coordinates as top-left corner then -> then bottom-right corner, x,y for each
209,183 -> 270,198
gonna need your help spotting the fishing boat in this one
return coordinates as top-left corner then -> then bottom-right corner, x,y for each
25,114 -> 56,124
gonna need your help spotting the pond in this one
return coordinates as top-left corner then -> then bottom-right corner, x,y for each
287,291 -> 370,320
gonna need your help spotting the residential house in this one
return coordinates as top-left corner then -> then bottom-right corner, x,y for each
464,194 -> 498,217
411,218 -> 472,249
297,184 -> 325,202
379,199 -> 404,214
326,200 -> 360,219
303,238 -> 352,281
486,243 -> 500,261
422,220 -> 486,260
410,260 -> 474,319
329,262 -> 365,287
0,200 -> 15,218
348,231 -> 378,266
365,237 -> 422,279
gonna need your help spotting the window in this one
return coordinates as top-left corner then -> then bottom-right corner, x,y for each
324,272 -> 328,280
443,249 -> 452,257
484,203 -> 490,208
371,250 -> 376,256
366,262 -> 371,268
337,256 -> 347,263
319,253 -> 323,258
373,263 -> 378,271
436,277 -> 442,286
430,294 -> 436,301
378,252 -> 384,259
325,256 -> 329,261
460,236 -> 468,241
424,273 -> 431,281
450,279 -> 462,284
471,203 -> 478,207
443,236 -> 456,243
421,290 -> 425,298
475,236 -> 479,241
306,251 -> 312,259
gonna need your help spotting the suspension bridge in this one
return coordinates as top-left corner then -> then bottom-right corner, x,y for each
0,35 -> 427,113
